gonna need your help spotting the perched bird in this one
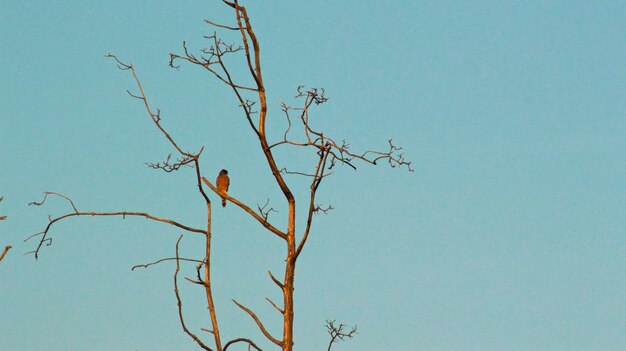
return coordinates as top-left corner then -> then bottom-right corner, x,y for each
216,169 -> 230,207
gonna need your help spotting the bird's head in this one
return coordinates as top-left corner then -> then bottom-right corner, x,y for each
220,169 -> 228,175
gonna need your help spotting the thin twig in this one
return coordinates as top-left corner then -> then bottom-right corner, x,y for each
326,320 -> 357,351
232,299 -> 283,347
0,246 -> 11,262
132,257 -> 204,271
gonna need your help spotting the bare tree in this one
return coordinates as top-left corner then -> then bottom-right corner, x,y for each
26,1 -> 411,350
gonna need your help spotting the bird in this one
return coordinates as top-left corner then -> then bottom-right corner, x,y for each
216,169 -> 230,207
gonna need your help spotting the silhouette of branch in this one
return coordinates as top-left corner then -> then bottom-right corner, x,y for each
232,299 -> 282,347
223,338 -> 263,351
147,154 -> 195,173
326,320 -> 357,351
257,199 -> 278,222
132,257 -> 203,271
29,192 -> 78,213
313,204 -> 334,215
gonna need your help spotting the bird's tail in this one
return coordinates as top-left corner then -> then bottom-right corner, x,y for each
221,197 -> 226,207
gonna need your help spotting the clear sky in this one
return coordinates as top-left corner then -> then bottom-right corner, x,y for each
1,1 -> 625,350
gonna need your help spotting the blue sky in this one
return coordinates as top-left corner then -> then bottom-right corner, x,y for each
1,1 -> 625,350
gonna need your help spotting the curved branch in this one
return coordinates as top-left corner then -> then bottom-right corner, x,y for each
201,177 -> 287,240
174,236 -> 213,351
27,209 -> 205,260
29,192 -> 78,213
223,338 -> 263,351
232,299 -> 282,347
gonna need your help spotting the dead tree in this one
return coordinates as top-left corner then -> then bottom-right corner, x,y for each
26,1 -> 411,350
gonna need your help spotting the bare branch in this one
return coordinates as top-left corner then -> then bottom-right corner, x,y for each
204,19 -> 239,31
326,320 -> 357,351
223,338 -> 263,351
209,34 -> 261,136
313,204 -> 334,215
169,49 -> 258,93
0,246 -> 11,262
232,299 -> 282,347
131,257 -> 204,271
257,199 -> 278,222
29,192 -> 78,213
25,192 -> 205,259
173,235 -> 213,351
268,270 -> 284,289
273,86 -> 414,175
106,53 -> 193,158
265,297 -> 284,314
201,177 -> 287,240
147,154 -> 195,173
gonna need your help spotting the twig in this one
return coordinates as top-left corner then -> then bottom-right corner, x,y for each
132,257 -> 204,271
0,246 -> 11,262
326,320 -> 357,351
232,299 -> 282,347
265,297 -> 284,314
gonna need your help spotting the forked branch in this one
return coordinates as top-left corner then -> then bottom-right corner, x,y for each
274,87 -> 413,172
326,320 -> 357,351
